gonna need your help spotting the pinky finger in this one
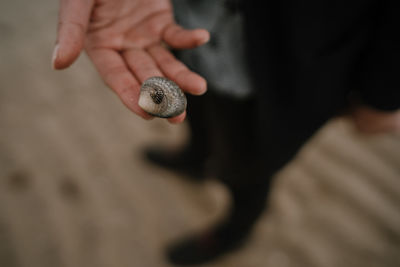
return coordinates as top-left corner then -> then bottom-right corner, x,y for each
167,111 -> 186,124
85,48 -> 152,120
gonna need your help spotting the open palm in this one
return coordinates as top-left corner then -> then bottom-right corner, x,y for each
53,0 -> 209,122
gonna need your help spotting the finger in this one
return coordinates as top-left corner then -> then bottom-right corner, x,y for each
163,23 -> 210,49
53,0 -> 93,69
86,48 -> 153,120
122,49 -> 163,83
124,48 -> 189,123
148,45 -> 207,95
167,111 -> 187,124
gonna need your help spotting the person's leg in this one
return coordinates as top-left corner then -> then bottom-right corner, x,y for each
144,94 -> 211,179
166,91 -> 332,265
167,92 -> 272,264
167,181 -> 270,265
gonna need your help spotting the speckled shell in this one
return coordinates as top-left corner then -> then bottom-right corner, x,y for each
138,77 -> 187,118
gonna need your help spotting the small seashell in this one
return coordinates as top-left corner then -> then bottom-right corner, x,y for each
139,77 -> 187,118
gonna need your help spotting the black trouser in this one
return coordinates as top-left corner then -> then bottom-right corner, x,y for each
184,91 -> 269,239
185,89 -> 331,239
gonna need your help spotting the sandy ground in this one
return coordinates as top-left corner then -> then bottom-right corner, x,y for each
1,0 -> 400,266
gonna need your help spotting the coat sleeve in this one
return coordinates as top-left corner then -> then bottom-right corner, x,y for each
359,0 -> 400,111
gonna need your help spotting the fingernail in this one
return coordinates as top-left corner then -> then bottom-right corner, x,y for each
199,30 -> 210,44
52,44 -> 59,69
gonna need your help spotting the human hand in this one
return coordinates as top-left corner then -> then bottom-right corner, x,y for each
351,106 -> 400,134
53,0 -> 209,123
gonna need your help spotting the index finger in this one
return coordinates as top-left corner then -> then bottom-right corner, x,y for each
148,44 -> 207,95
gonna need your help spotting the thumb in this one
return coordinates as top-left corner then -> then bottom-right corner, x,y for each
53,0 -> 93,69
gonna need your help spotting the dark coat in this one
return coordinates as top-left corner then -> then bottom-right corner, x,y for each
243,0 -> 400,115
241,0 -> 399,176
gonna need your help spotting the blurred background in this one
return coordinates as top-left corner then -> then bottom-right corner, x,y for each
1,0 -> 400,266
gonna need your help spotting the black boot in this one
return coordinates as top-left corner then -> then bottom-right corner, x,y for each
166,220 -> 251,265
166,181 -> 270,265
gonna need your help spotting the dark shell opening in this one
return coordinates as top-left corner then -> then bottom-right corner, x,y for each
150,88 -> 164,104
